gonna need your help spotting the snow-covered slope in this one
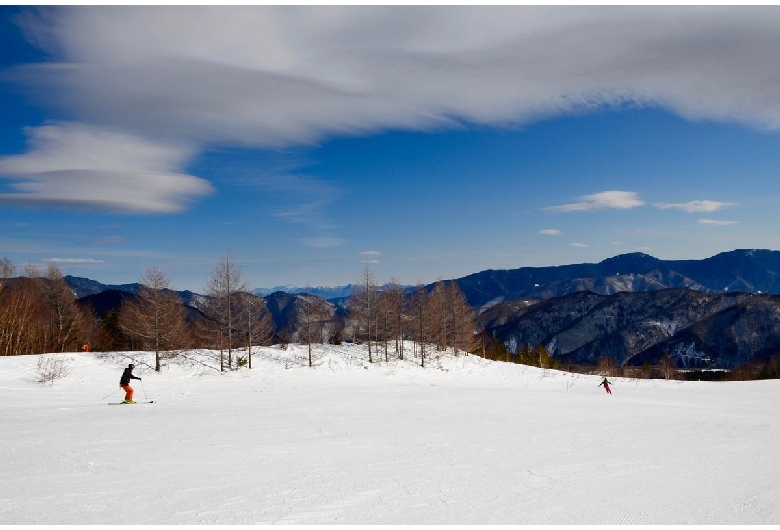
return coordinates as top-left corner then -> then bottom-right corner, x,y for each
0,344 -> 777,524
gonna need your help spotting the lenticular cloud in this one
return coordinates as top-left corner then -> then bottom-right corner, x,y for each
14,6 -> 780,148
0,123 -> 213,213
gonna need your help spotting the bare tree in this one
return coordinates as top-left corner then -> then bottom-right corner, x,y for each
296,294 -> 321,367
0,267 -> 94,357
44,265 -> 84,353
0,285 -> 39,356
426,280 -> 449,354
421,280 -> 474,358
597,355 -> 620,377
24,262 -> 40,278
0,257 -> 15,292
350,264 -> 379,363
205,252 -> 247,371
256,308 -> 275,346
381,279 -> 407,360
659,354 -> 677,380
376,288 -> 393,362
119,265 -> 189,372
408,284 -> 429,367
236,292 -> 274,369
443,281 -> 475,356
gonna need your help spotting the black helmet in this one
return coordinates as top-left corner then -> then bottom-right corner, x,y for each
128,363 -> 135,369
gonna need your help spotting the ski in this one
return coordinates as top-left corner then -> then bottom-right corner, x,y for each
108,401 -> 155,405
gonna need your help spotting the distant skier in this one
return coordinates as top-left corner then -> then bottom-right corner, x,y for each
119,364 -> 142,404
599,377 -> 612,395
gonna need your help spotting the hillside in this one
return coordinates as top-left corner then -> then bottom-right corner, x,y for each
478,289 -> 780,369
0,345 -> 778,524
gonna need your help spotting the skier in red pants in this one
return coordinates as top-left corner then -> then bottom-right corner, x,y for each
599,377 -> 612,394
119,364 -> 142,404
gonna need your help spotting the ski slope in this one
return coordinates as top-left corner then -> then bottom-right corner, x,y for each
0,344 -> 778,524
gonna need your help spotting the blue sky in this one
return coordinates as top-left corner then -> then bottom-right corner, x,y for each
2,6 -> 780,292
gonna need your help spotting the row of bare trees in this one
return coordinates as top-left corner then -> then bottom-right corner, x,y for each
347,265 -> 475,367
1,254 -> 476,371
118,255 -> 476,371
200,253 -> 274,371
119,252 -> 274,372
0,254 -> 276,372
1,258 -> 91,356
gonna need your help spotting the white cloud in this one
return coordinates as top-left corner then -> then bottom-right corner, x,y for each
538,229 -> 563,236
42,257 -> 103,264
655,200 -> 735,213
360,250 -> 381,255
570,242 -> 589,247
0,123 -> 213,213
8,7 -> 780,212
698,218 -> 739,226
544,191 -> 645,212
12,6 -> 780,147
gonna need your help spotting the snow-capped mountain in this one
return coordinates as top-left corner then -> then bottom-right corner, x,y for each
253,284 -> 357,300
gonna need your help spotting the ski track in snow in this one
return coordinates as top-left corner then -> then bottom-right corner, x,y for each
0,343 -> 778,524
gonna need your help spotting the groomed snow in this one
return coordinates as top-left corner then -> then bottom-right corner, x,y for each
1,343 -> 778,524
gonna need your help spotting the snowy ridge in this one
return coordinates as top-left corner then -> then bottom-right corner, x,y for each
1,344 -> 779,524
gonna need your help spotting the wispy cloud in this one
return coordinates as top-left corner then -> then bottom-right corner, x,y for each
0,123 -> 213,213
246,167 -> 346,247
42,257 -> 104,264
538,229 -> 563,236
655,200 -> 735,213
698,218 -> 739,226
299,237 -> 347,248
85,236 -> 128,246
544,191 -> 645,212
15,6 -> 780,146
570,242 -> 589,248
361,250 -> 381,265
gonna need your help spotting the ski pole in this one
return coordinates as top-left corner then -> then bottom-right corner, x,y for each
140,378 -> 148,400
102,388 -> 120,401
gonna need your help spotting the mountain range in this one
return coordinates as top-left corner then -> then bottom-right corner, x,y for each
454,248 -> 780,309
64,249 -> 780,370
67,249 -> 780,303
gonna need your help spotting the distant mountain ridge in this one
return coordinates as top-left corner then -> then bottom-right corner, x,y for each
455,249 -> 780,309
65,275 -> 142,298
253,285 -> 358,300
66,249 -> 780,304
